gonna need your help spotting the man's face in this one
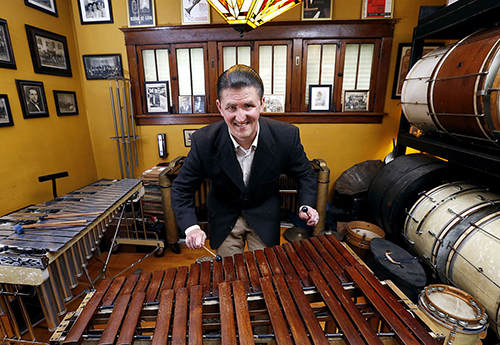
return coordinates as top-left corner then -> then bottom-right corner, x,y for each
216,86 -> 263,149
29,89 -> 38,103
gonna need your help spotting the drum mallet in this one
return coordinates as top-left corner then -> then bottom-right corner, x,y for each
39,212 -> 101,221
13,220 -> 87,234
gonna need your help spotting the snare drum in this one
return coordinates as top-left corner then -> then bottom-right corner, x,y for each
402,46 -> 451,134
346,221 -> 385,260
404,182 -> 500,266
429,27 -> 500,142
419,284 -> 488,345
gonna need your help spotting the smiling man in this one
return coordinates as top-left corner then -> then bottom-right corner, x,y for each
171,65 -> 319,257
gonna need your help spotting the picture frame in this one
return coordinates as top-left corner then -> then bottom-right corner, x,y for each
181,0 -> 210,25
145,81 -> 170,114
179,95 -> 193,114
82,54 -> 123,80
77,0 -> 114,25
391,43 -> 444,99
0,19 -> 16,70
263,94 -> 285,113
24,0 -> 58,17
15,79 -> 49,119
192,95 -> 205,113
343,90 -> 369,112
25,25 -> 72,77
0,95 -> 14,127
302,0 -> 333,20
53,90 -> 78,116
184,129 -> 196,147
361,0 -> 394,19
127,0 -> 156,27
308,85 -> 332,112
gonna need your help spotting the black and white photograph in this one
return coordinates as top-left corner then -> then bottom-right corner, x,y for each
302,0 -> 332,20
183,129 -> 196,147
54,90 -> 78,116
0,95 -> 14,127
0,19 -> 16,70
24,0 -> 58,16
193,95 -> 205,113
179,95 -> 192,114
145,81 -> 170,114
127,0 -> 156,27
308,85 -> 332,112
77,0 -> 114,24
25,25 -> 71,77
83,54 -> 123,80
343,90 -> 369,111
15,79 -> 49,119
263,94 -> 285,113
181,0 -> 210,25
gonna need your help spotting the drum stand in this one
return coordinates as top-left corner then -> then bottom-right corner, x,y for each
109,78 -> 139,179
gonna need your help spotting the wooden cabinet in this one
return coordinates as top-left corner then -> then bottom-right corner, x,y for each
121,20 -> 396,125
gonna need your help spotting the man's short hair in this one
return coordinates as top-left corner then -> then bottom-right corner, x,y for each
216,64 -> 264,100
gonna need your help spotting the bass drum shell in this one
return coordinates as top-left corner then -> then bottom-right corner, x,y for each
404,181 -> 500,266
367,153 -> 456,243
401,46 -> 451,134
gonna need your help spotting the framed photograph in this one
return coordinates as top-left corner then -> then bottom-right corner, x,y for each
263,94 -> 285,113
127,0 -> 156,27
0,95 -> 14,127
82,54 -> 123,80
25,25 -> 72,77
192,95 -> 205,113
302,0 -> 332,20
181,0 -> 210,25
145,81 -> 170,114
25,0 -> 58,16
392,43 -> 444,99
343,90 -> 369,112
184,129 -> 196,147
308,85 -> 332,112
77,0 -> 113,24
0,19 -> 16,70
15,79 -> 49,119
53,90 -> 78,116
179,95 -> 193,114
362,0 -> 393,19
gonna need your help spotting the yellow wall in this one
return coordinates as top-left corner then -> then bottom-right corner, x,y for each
0,1 -> 97,215
1,0 -> 445,216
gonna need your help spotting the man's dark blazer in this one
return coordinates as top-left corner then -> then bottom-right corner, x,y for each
171,117 -> 317,249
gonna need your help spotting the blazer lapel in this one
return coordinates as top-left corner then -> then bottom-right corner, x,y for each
214,127 -> 246,192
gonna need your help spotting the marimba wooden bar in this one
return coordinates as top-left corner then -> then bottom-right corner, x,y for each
52,233 -> 444,345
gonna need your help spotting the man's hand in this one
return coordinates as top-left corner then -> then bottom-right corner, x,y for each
299,206 -> 319,227
185,228 -> 207,249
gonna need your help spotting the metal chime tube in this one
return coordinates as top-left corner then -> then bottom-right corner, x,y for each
109,83 -> 125,179
115,79 -> 130,178
121,79 -> 135,178
128,80 -> 139,168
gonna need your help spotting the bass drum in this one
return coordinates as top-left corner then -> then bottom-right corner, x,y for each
401,45 -> 451,134
404,181 -> 500,266
429,26 -> 500,142
367,153 -> 456,243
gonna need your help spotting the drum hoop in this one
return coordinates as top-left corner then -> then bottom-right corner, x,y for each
447,210 -> 500,287
421,284 -> 486,326
412,186 -> 486,236
436,206 -> 500,284
482,43 -> 500,141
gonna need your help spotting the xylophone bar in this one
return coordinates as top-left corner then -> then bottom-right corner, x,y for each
54,234 -> 441,345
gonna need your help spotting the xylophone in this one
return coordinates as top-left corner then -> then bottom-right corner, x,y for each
0,178 -> 144,338
51,233 -> 444,345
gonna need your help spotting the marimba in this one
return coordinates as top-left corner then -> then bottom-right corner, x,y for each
51,233 -> 444,345
0,179 -> 143,338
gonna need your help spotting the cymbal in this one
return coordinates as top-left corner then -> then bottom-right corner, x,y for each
283,227 -> 310,242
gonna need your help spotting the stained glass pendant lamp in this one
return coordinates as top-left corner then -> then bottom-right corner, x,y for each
207,0 -> 302,34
